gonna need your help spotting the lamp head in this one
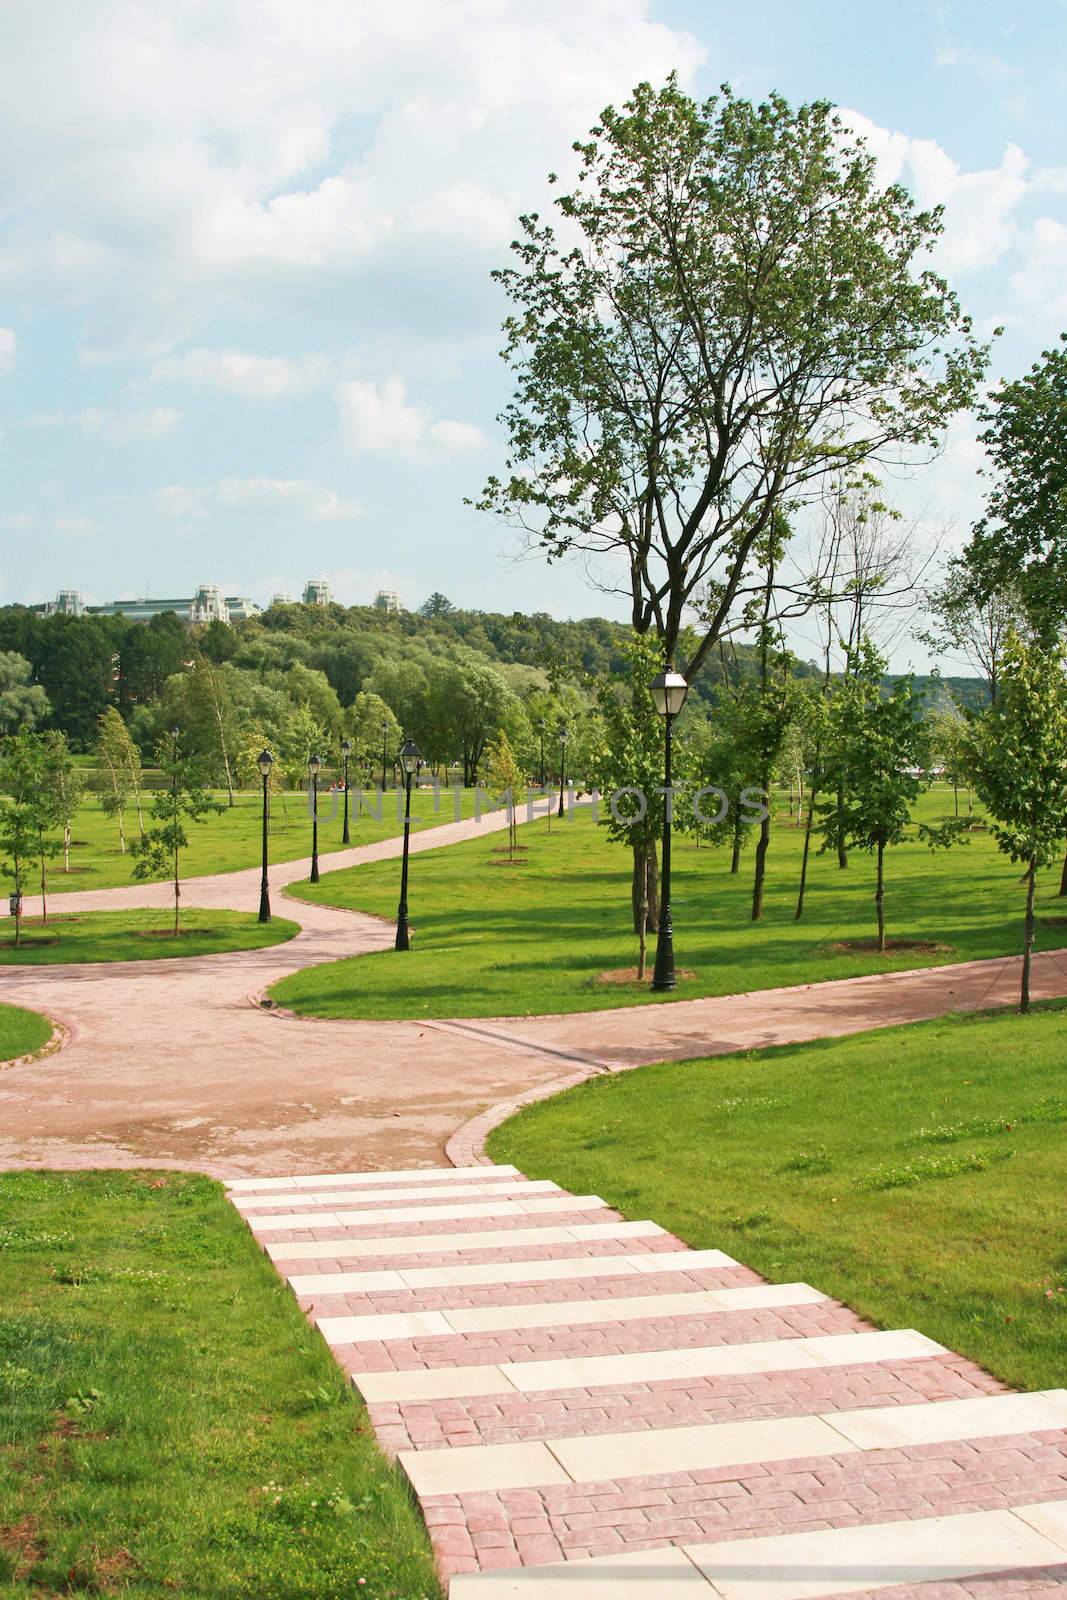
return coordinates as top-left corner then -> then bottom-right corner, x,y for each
341,738 -> 352,757
257,748 -> 273,776
399,737 -> 422,777
308,753 -> 322,776
650,668 -> 689,718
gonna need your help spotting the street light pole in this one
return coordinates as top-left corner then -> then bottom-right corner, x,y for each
651,669 -> 689,993
257,749 -> 273,922
395,737 -> 422,951
308,753 -> 321,884
537,719 -> 546,791
557,726 -> 569,819
341,738 -> 352,845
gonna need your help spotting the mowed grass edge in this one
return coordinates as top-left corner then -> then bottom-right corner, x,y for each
0,1003 -> 54,1063
488,1002 -> 1067,1394
0,1170 -> 441,1598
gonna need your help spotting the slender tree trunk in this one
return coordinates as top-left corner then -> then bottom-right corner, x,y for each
1058,846 -> 1067,899
876,835 -> 886,953
730,803 -> 743,874
795,783 -> 819,921
645,841 -> 659,932
636,847 -> 649,979
63,822 -> 71,872
133,780 -> 145,836
836,789 -> 848,868
12,856 -> 21,947
117,806 -> 126,854
38,831 -> 48,925
751,775 -> 770,922
632,842 -> 658,934
174,844 -> 180,936
953,783 -> 959,818
1021,859 -> 1036,1013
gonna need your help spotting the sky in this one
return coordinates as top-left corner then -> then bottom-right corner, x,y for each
1,0 -> 1066,671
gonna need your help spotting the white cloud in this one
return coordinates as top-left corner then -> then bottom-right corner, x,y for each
1010,217 -> 1067,328
152,347 -> 335,399
337,377 -> 488,462
842,110 -> 1041,275
158,484 -> 206,519
2,513 -> 31,529
31,407 -> 181,440
217,476 -> 363,521
0,328 -> 15,373
55,516 -> 96,537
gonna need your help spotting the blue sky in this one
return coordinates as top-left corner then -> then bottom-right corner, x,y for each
2,0 -> 1065,670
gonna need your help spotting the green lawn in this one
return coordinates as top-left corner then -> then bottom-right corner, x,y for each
0,1171 -> 440,1598
0,910 -> 299,965
273,787 -> 1067,1019
24,784 -> 478,897
0,1003 -> 53,1063
488,1002 -> 1067,1393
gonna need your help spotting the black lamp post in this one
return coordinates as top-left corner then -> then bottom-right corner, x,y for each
537,718 -> 546,790
380,722 -> 389,791
395,736 -> 422,950
308,753 -> 321,884
341,737 -> 352,844
557,726 -> 569,819
257,749 -> 273,922
650,668 -> 689,992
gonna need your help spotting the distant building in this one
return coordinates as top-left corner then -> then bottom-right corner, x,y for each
33,585 -> 261,627
374,589 -> 402,613
303,578 -> 332,606
270,592 -> 295,608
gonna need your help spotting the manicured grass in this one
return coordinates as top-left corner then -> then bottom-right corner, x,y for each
0,1170 -> 441,1598
274,787 -> 1067,1018
0,909 -> 300,965
488,1002 -> 1067,1393
0,1003 -> 53,1063
29,784 -> 478,897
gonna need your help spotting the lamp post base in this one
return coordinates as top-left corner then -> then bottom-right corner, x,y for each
395,907 -> 411,951
258,885 -> 271,924
651,904 -> 676,992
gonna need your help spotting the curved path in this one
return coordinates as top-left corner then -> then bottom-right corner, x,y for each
3,805 -> 1067,1179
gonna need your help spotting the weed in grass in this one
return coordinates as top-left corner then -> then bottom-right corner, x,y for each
859,1149 -> 1016,1190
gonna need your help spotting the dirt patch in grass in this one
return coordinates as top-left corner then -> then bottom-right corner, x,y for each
488,858 -> 530,867
1040,915 -> 1067,927
0,936 -> 60,950
0,1517 -> 43,1582
829,938 -> 955,956
135,928 -> 219,940
596,966 -> 698,986
492,843 -> 528,854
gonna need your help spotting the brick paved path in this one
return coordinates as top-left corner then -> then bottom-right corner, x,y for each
230,1163 -> 1067,1598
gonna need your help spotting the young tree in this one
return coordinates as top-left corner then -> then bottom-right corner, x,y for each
484,729 -> 524,858
963,632 -> 1067,1012
794,685 -> 832,920
94,706 -> 144,853
478,78 -> 988,682
920,565 -> 1021,707
820,641 -> 928,952
0,730 -> 42,947
131,737 -> 222,935
181,655 -> 241,806
42,730 -> 84,877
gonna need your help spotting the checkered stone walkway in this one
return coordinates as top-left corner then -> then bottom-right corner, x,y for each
227,1164 -> 1067,1598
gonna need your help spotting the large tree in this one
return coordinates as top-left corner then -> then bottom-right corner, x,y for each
0,651 -> 49,734
963,336 -> 1067,645
478,78 -> 988,680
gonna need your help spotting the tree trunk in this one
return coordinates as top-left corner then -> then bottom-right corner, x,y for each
174,846 -> 180,936
1058,847 -> 1067,899
63,822 -> 71,872
117,805 -> 126,855
795,784 -> 819,921
876,835 -> 886,953
1021,859 -> 1036,1014
953,782 -> 959,818
645,840 -> 659,931
632,841 -> 659,934
38,832 -> 48,925
636,846 -> 649,979
730,804 -> 743,874
836,790 -> 848,868
751,785 -> 770,921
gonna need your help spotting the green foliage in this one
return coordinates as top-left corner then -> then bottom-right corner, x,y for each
964,334 -> 1067,641
0,650 -> 49,734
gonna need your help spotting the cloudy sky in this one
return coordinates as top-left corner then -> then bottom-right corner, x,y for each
1,0 -> 1065,669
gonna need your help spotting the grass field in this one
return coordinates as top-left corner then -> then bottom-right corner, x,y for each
0,1003 -> 53,1062
274,787 -> 1067,1019
488,1002 -> 1067,1394
21,784 -> 478,897
0,1170 -> 440,1598
0,910 -> 300,965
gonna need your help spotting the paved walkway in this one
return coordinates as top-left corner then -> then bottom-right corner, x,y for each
3,807 -> 1067,1176
229,1162 -> 1067,1597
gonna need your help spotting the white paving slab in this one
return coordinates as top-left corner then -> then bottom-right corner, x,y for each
317,1282 -> 825,1346
1013,1497 -> 1067,1550
249,1195 -> 606,1233
288,1247 -> 736,1298
685,1506 -> 1067,1600
449,1547 -> 710,1597
822,1387 -> 1067,1449
402,1439 -> 571,1497
264,1219 -> 664,1262
500,1328 -> 946,1397
351,1328 -> 943,1405
234,1179 -> 559,1211
227,1164 -> 521,1192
